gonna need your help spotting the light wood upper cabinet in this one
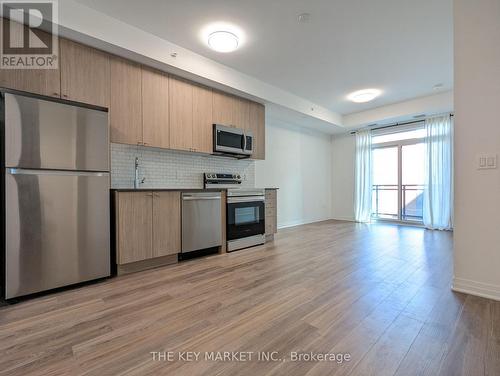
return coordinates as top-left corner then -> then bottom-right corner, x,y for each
0,66 -> 60,98
110,57 -> 142,145
152,192 -> 181,257
169,79 -> 213,154
213,92 -> 251,130
212,90 -> 236,127
192,84 -> 213,154
234,97 -> 250,130
142,67 -> 170,148
213,91 -> 265,159
60,39 -> 110,107
116,192 -> 153,264
0,22 -> 266,159
0,20 -> 60,98
169,77 -> 193,151
249,102 -> 266,160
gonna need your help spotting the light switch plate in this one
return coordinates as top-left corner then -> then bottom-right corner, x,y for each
477,154 -> 498,170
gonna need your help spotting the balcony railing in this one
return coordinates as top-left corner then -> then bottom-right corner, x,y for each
372,184 -> 424,222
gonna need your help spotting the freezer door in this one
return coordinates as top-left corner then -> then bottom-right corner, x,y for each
5,168 -> 111,299
4,93 -> 109,171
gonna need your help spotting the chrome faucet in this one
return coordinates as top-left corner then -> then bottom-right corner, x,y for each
134,157 -> 145,189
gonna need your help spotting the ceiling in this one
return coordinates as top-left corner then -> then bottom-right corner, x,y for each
74,0 -> 453,115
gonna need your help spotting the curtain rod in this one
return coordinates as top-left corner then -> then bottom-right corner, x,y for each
350,113 -> 454,135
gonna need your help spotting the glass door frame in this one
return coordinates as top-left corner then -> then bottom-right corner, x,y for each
372,136 -> 425,224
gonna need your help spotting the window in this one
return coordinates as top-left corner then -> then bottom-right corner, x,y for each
371,123 -> 425,223
372,128 -> 426,145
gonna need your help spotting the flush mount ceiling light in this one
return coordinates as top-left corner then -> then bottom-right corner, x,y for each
208,31 -> 239,52
201,22 -> 245,53
297,13 -> 311,23
347,89 -> 382,103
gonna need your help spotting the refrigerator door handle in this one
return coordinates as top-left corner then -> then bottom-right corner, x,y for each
7,168 -> 109,177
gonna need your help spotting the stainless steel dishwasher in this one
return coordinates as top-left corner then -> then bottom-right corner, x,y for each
182,192 -> 222,253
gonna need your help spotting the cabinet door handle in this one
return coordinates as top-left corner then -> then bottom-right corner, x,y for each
145,193 -> 153,197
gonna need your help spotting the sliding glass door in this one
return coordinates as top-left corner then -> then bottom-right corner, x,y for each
401,143 -> 425,221
371,126 -> 425,223
372,146 -> 399,219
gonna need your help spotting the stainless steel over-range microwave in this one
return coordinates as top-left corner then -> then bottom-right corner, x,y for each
213,124 -> 253,157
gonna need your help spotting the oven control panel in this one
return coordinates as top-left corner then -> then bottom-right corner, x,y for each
204,173 -> 242,188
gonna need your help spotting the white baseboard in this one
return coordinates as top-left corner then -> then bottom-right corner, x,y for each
278,216 -> 356,229
330,216 -> 356,222
452,277 -> 500,301
277,217 -> 332,230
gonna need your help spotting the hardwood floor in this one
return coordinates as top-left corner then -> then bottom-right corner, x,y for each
0,220 -> 498,376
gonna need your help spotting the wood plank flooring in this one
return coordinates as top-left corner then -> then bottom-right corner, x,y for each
0,220 -> 498,376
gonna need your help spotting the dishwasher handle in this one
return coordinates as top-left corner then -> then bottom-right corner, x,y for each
182,194 -> 221,201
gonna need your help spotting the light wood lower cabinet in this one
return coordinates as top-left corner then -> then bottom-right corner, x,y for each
116,192 -> 153,264
152,192 -> 181,257
115,191 -> 181,267
265,189 -> 278,237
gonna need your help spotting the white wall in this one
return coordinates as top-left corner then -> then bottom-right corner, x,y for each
255,119 -> 333,228
453,0 -> 500,300
331,134 -> 356,220
343,91 -> 454,129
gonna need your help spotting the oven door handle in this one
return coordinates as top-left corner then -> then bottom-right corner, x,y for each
227,196 -> 265,203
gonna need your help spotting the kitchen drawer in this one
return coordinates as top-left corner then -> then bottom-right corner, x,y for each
265,198 -> 276,208
265,206 -> 276,218
265,190 -> 276,208
265,190 -> 277,200
265,216 -> 277,235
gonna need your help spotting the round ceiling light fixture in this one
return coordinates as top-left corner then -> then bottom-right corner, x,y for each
347,89 -> 382,103
201,22 -> 245,53
207,30 -> 239,52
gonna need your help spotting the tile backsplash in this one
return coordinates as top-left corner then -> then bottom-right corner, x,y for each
111,143 -> 255,189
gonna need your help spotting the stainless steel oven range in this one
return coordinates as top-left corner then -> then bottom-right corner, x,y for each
204,173 -> 265,252
226,189 -> 266,252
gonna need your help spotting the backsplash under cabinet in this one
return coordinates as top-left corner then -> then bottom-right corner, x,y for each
110,143 -> 256,189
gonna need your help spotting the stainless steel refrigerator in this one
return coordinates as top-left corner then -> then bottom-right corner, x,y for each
2,91 -> 111,299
